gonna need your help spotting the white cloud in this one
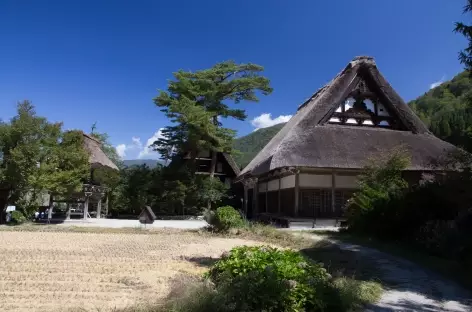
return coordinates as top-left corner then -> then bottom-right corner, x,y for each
115,144 -> 127,158
115,134 -> 147,159
251,113 -> 292,131
138,128 -> 165,159
430,75 -> 446,89
131,136 -> 142,148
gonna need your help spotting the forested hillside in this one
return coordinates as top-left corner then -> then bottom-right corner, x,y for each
410,71 -> 472,151
232,123 -> 285,167
233,71 -> 472,168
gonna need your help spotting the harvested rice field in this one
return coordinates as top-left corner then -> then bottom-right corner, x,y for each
0,229 -> 261,312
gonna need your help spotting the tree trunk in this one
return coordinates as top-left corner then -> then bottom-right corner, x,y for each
208,116 -> 218,209
0,189 -> 10,225
0,203 -> 7,225
209,150 -> 217,178
209,116 -> 219,178
47,194 -> 54,223
104,193 -> 109,219
66,203 -> 71,220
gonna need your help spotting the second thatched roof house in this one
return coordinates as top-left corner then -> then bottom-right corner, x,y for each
83,133 -> 119,171
237,56 -> 457,220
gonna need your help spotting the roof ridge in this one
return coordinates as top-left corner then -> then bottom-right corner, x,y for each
238,56 -> 434,178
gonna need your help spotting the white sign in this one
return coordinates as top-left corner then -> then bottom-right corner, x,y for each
6,206 -> 16,212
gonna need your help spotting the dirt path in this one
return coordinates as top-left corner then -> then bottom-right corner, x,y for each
306,234 -> 472,311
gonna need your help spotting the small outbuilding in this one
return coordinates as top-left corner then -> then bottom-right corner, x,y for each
139,206 -> 157,224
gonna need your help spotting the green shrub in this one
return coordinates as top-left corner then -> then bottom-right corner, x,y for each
206,206 -> 245,232
206,246 -> 332,311
10,211 -> 27,224
346,151 -> 409,234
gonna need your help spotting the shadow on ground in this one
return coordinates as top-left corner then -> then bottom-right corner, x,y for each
301,241 -> 382,281
302,239 -> 472,311
184,256 -> 219,268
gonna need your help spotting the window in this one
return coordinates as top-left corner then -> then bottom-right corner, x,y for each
217,162 -> 223,172
327,80 -> 404,130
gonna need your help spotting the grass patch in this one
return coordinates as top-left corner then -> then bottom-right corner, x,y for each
0,223 -> 172,234
112,276 -> 218,312
332,277 -> 383,311
318,230 -> 472,291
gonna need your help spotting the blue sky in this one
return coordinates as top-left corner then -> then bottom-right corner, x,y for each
0,0 -> 468,159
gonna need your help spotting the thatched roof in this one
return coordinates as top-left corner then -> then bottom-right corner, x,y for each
238,56 -> 457,178
223,153 -> 241,176
82,133 -> 119,171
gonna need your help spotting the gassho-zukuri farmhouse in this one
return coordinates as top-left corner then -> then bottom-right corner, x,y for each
235,56 -> 458,222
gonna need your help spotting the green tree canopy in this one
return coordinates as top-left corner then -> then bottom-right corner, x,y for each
455,0 -> 472,71
0,101 -> 89,220
153,60 -> 272,161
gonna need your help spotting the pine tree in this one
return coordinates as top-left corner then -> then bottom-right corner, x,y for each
152,60 -> 272,210
153,61 -> 272,169
455,0 -> 472,72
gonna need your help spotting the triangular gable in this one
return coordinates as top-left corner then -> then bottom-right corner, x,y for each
322,67 -> 408,130
237,56 -> 434,179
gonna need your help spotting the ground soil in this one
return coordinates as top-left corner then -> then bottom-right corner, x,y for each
0,230 -> 261,312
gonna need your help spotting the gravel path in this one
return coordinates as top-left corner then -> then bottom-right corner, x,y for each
310,235 -> 472,311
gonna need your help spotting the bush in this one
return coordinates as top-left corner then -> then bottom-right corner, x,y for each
115,246 -> 382,312
206,246 -> 332,311
206,206 -> 245,232
10,211 -> 27,224
346,148 -> 472,263
346,151 -> 409,234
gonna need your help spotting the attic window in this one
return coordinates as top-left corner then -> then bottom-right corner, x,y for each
327,92 -> 403,130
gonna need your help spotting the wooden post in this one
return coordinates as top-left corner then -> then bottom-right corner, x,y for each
278,177 -> 281,214
83,195 -> 89,220
265,186 -> 268,213
294,171 -> 300,217
331,170 -> 336,215
47,194 -> 54,223
104,194 -> 109,219
66,203 -> 71,220
253,179 -> 258,216
243,185 -> 248,215
96,196 -> 102,219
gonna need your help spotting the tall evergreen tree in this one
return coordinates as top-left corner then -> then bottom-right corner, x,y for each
153,60 -> 272,172
455,0 -> 472,71
152,60 -> 272,210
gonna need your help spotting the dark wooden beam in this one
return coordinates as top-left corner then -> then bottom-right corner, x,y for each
331,170 -> 336,213
278,177 -> 281,214
294,171 -> 300,217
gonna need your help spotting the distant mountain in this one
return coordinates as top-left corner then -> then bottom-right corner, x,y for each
232,123 -> 285,168
122,159 -> 163,168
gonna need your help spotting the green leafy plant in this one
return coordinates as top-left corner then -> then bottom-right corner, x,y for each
346,150 -> 409,233
206,206 -> 245,232
10,210 -> 27,224
206,246 -> 332,311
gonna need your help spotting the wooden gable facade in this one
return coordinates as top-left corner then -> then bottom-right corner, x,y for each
237,56 -> 458,221
194,150 -> 240,186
